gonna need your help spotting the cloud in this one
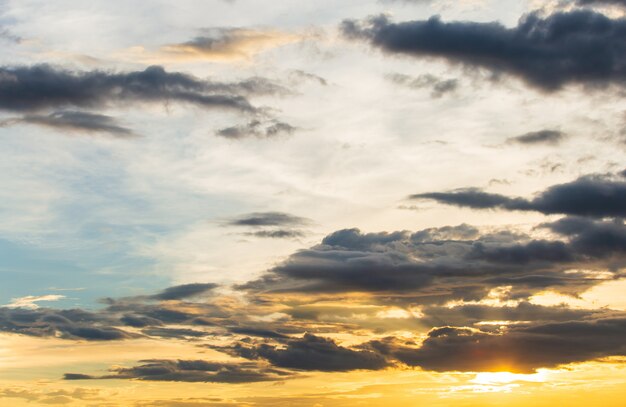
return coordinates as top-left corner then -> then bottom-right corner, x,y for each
506,130 -> 566,145
149,283 -> 219,301
162,28 -> 301,61
386,73 -> 459,97
1,111 -> 135,137
0,65 -> 277,113
65,360 -> 292,383
216,119 -> 296,139
227,212 -> 309,227
240,216 -> 626,305
225,333 -> 389,371
368,317 -> 626,372
224,212 -> 310,238
5,295 -> 65,310
341,10 -> 626,91
575,0 -> 626,7
245,230 -> 306,239
0,307 -> 135,341
411,171 -> 626,217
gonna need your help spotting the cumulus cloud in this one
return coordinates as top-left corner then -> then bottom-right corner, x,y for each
240,213 -> 626,306
341,10 -> 626,91
412,171 -> 626,217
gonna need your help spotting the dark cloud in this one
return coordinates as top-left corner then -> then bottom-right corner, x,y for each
420,301 -> 606,327
150,283 -> 218,301
228,327 -> 289,339
240,218 -> 626,304
369,317 -> 626,372
411,171 -> 626,217
0,308 -> 134,341
226,212 -> 310,227
575,0 -> 626,7
1,111 -> 135,137
341,11 -> 626,91
507,130 -> 566,145
543,216 -> 626,258
226,333 -> 389,371
0,65 -> 277,113
65,360 -> 291,383
141,327 -> 209,339
0,27 -> 21,44
216,119 -> 296,139
246,230 -> 306,239
386,73 -> 459,97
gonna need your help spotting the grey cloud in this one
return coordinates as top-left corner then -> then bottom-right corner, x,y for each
228,327 -> 289,339
575,0 -> 626,7
150,283 -> 218,301
0,308 -> 134,341
387,73 -> 459,97
216,119 -> 296,139
341,11 -> 626,91
420,301 -> 607,327
411,171 -> 626,218
507,130 -> 566,145
239,219 -> 626,304
0,65 -> 274,113
227,212 -> 310,227
65,360 -> 291,383
1,111 -> 135,137
246,230 -> 306,239
226,333 -> 389,372
141,327 -> 209,339
370,317 -> 626,372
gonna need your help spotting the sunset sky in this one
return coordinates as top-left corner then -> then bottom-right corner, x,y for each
1,0 -> 626,406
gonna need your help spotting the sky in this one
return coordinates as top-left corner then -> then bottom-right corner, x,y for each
1,0 -> 626,405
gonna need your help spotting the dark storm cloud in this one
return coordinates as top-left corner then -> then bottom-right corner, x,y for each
65,360 -> 291,383
386,73 -> 459,97
1,111 -> 135,137
368,317 -> 626,372
0,65 -> 279,113
225,333 -> 389,371
411,171 -> 626,217
507,130 -> 566,145
240,218 -> 626,303
216,119 -> 296,139
227,212 -> 310,227
341,10 -> 626,91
